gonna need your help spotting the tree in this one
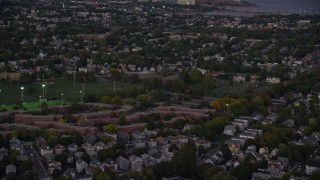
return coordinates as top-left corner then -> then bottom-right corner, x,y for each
143,78 -> 161,89
97,172 -> 111,180
142,168 -> 155,179
278,143 -> 291,159
55,154 -> 67,167
203,72 -> 215,91
244,139 -> 256,149
81,153 -> 91,163
220,144 -> 232,161
111,95 -> 123,105
171,142 -> 197,177
20,160 -> 33,173
9,150 -> 20,164
189,68 -> 203,84
230,163 -> 252,180
119,114 -> 126,125
5,172 -> 16,180
133,148 -> 148,156
104,124 -> 119,133
211,171 -> 237,180
281,171 -> 293,180
101,96 -> 111,103
198,145 -> 207,157
151,90 -> 169,101
17,171 -> 37,180
84,94 -> 97,102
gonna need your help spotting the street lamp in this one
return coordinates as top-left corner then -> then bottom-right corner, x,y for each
61,93 -> 64,105
20,87 -> 24,103
80,91 -> 83,103
42,84 -> 45,99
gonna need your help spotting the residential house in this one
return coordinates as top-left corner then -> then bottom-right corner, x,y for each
225,139 -> 241,155
89,158 -> 101,168
268,159 -> 286,174
270,148 -> 279,158
259,147 -> 269,159
68,143 -> 79,153
176,135 -> 189,144
35,137 -> 47,148
40,145 -> 54,157
81,143 -> 95,155
6,164 -> 16,175
94,141 -> 108,151
76,159 -> 88,173
252,169 -> 274,180
154,136 -> 167,146
306,159 -> 320,175
9,137 -> 21,150
101,158 -> 117,171
132,131 -> 146,140
141,154 -> 157,167
204,151 -> 224,165
116,156 -> 130,170
226,159 -> 240,169
245,145 -> 256,154
182,124 -> 195,131
142,129 -> 157,137
146,138 -> 157,148
223,125 -> 236,136
239,132 -> 256,140
132,139 -> 146,149
63,168 -> 93,180
10,143 -> 22,151
54,144 -> 66,155
66,153 -> 74,164
0,148 -> 8,156
48,161 -> 62,174
130,155 -> 143,172
162,150 -> 174,162
74,152 -> 84,161
195,139 -> 211,149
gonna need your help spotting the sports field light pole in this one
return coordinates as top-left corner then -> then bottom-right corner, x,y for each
39,95 -> 42,104
42,84 -> 45,99
20,87 -> 24,103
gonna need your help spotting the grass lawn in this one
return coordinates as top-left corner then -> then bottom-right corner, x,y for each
0,79 -> 141,106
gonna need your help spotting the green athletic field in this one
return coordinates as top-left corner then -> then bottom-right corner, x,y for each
0,79 -> 141,106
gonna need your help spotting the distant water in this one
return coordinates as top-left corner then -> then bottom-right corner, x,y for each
234,0 -> 320,15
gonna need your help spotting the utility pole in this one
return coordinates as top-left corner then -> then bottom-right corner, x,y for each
82,83 -> 85,96
73,71 -> 76,86
45,80 -> 47,94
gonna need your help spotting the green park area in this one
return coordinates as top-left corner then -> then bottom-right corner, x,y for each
0,79 -> 141,108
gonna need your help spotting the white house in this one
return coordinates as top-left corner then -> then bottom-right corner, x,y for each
76,159 -> 88,173
306,160 -> 320,175
223,125 -> 236,136
130,155 -> 143,172
94,142 -> 108,151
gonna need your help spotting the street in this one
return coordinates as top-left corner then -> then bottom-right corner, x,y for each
24,144 -> 49,178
